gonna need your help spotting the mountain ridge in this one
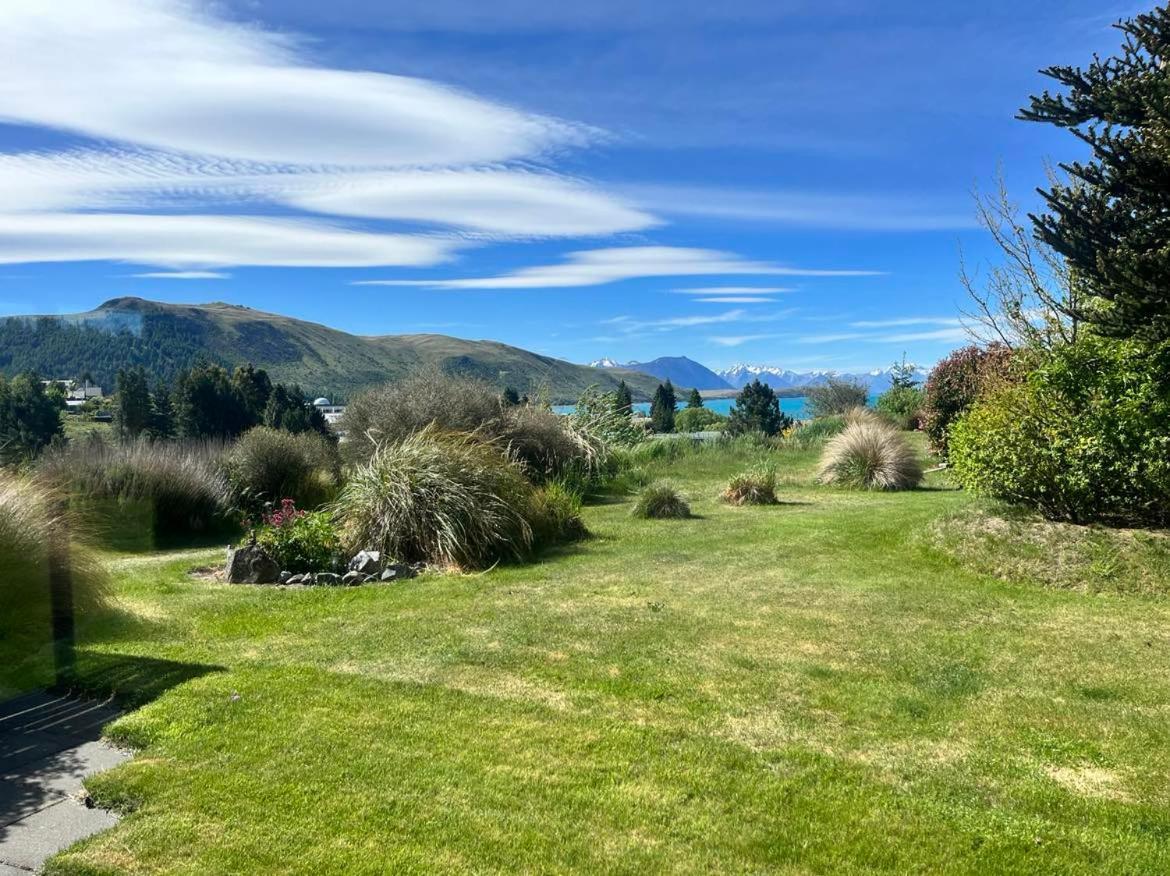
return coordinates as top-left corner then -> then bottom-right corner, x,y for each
588,355 -> 731,390
0,297 -> 666,403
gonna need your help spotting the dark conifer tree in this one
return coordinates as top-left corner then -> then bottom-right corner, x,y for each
727,379 -> 791,437
615,380 -> 633,417
650,382 -> 676,433
148,380 -> 175,440
1020,6 -> 1170,341
115,366 -> 153,440
686,387 -> 703,408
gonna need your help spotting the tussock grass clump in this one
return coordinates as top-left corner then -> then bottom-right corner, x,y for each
334,426 -> 536,570
528,481 -> 590,545
0,472 -> 107,696
777,415 -> 847,450
818,420 -> 923,491
631,482 -> 692,519
722,465 -> 779,506
499,405 -> 607,486
39,437 -> 233,537
227,427 -> 340,511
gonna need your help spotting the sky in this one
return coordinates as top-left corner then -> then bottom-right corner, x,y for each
0,0 -> 1143,373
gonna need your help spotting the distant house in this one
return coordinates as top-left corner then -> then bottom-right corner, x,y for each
313,398 -> 346,425
44,379 -> 104,411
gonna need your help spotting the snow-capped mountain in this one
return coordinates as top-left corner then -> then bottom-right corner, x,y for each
588,357 -> 624,369
588,356 -> 732,390
718,363 -> 929,393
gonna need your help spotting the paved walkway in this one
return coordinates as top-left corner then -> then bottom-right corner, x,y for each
0,692 -> 129,873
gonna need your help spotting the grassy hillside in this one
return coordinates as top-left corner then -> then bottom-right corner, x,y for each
0,297 -> 662,403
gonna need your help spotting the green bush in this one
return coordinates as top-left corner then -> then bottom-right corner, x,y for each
674,406 -> 726,433
528,481 -> 589,545
722,465 -> 778,506
498,404 -> 606,486
875,385 -> 925,430
334,426 -> 537,570
806,378 -> 868,418
818,420 -> 923,490
253,500 -> 343,573
949,337 -> 1170,526
227,427 -> 340,512
921,344 -> 1014,455
0,472 -> 107,698
38,437 -> 233,539
631,482 -> 692,519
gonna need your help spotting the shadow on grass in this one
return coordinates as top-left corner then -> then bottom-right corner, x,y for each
59,651 -> 225,709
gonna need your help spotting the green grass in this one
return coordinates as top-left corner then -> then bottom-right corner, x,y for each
46,436 -> 1170,874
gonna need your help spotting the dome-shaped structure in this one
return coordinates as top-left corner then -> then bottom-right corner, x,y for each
313,397 -> 331,406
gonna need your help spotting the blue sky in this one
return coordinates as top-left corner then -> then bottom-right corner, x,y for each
0,0 -> 1142,372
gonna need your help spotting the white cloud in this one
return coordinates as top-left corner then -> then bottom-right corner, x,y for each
131,271 -> 231,279
627,184 -> 978,231
709,333 -> 785,347
356,246 -> 880,289
850,317 -> 963,328
0,214 -> 453,268
672,286 -> 796,295
693,296 -> 775,303
0,0 -> 583,167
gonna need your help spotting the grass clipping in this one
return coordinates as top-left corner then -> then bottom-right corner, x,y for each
818,417 -> 923,491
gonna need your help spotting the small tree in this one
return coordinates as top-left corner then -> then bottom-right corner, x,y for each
148,380 -> 175,440
649,382 -> 676,433
501,386 -> 521,407
0,372 -> 63,461
806,377 -> 868,418
686,387 -> 703,408
115,366 -> 152,440
727,379 -> 792,437
614,380 -> 633,417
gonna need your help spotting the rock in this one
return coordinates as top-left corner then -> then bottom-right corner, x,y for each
348,550 -> 383,575
363,574 -> 378,584
342,571 -> 363,585
286,573 -> 307,585
225,543 -> 280,584
379,563 -> 417,582
279,571 -> 292,584
314,572 -> 341,586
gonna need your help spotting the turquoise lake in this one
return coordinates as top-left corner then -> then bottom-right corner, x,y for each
553,395 -> 880,421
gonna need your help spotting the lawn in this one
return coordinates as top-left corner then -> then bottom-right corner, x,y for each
47,440 -> 1170,874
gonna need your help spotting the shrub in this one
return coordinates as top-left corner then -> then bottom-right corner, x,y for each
253,500 -> 343,573
920,344 -> 1014,455
806,378 -> 869,418
675,406 -> 726,433
227,427 -> 340,512
875,385 -> 925,430
631,482 -> 692,519
571,387 -> 645,448
498,404 -> 605,486
722,465 -> 778,506
949,336 -> 1170,526
777,415 -> 847,450
340,371 -> 505,465
0,472 -> 107,697
0,372 -> 63,462
334,426 -> 536,570
39,437 -> 233,538
818,421 -> 923,490
727,379 -> 792,437
528,481 -> 589,545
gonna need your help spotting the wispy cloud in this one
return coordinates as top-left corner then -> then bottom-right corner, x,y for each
356,246 -> 880,290
693,296 -> 775,303
131,270 -> 231,280
627,184 -> 979,232
849,316 -> 963,328
709,333 -> 785,347
873,327 -> 970,343
672,286 -> 797,295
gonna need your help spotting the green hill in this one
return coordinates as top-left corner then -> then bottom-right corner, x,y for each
0,297 -> 663,403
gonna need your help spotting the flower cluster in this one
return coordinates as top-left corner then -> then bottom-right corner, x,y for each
263,498 -> 305,529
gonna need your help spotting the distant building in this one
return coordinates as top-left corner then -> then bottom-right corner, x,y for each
44,379 -> 104,410
313,397 -> 346,425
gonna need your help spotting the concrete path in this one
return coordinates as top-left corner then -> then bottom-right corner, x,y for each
0,692 -> 129,873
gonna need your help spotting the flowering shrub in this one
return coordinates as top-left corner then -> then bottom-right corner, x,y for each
253,499 -> 342,573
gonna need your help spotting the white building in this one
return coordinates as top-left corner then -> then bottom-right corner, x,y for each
313,397 -> 346,425
44,379 -> 103,410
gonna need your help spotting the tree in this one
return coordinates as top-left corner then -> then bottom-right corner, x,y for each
726,379 -> 791,437
148,380 -> 175,440
174,364 -> 249,439
686,387 -> 703,408
806,377 -> 868,418
231,364 -> 272,427
649,382 -> 676,433
1019,6 -> 1170,342
888,354 -> 919,390
614,380 -> 633,417
501,386 -> 521,407
264,383 -> 331,437
115,366 -> 152,440
920,345 -> 1015,455
0,372 -> 63,461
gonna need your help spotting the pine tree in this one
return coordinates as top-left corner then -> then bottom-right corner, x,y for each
649,382 -> 676,433
727,379 -> 791,437
148,380 -> 175,440
615,380 -> 633,417
115,366 -> 152,440
889,354 -> 919,390
687,387 -> 703,408
1019,6 -> 1170,341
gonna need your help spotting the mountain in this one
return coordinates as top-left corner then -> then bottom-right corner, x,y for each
589,355 -> 731,390
718,363 -> 930,394
0,297 -> 664,403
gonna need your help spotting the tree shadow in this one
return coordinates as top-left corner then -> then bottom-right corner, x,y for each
0,653 -> 223,844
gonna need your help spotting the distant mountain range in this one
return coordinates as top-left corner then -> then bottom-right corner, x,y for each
589,356 -> 732,390
0,298 -> 665,403
589,355 -> 930,395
